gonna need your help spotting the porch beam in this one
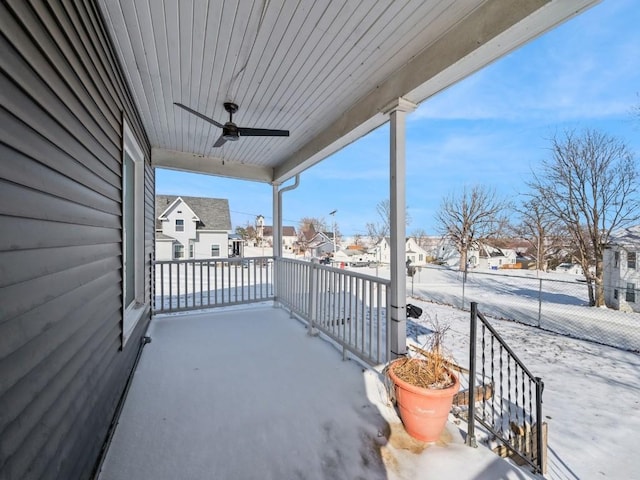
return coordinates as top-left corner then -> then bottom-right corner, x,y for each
385,98 -> 416,358
152,148 -> 273,183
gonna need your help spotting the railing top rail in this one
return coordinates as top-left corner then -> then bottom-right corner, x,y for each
154,256 -> 275,265
475,306 -> 539,381
277,257 -> 391,285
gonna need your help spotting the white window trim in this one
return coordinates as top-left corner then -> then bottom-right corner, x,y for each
122,120 -> 146,346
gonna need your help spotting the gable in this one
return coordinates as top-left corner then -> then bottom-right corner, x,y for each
156,195 -> 231,231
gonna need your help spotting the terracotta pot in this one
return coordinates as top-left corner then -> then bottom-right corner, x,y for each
388,359 -> 460,442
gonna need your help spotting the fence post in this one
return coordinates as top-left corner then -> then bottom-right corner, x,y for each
308,259 -> 319,335
467,302 -> 478,448
538,278 -> 542,328
535,377 -> 545,473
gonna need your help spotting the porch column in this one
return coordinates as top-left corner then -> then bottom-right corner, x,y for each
272,184 -> 281,257
384,97 -> 416,358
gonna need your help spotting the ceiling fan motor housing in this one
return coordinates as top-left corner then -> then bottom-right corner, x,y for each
222,122 -> 239,141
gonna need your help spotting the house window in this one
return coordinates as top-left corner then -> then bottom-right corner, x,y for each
122,120 -> 146,346
189,243 -> 194,258
174,244 -> 184,259
628,252 -> 636,270
614,289 -> 618,300
175,219 -> 184,232
626,283 -> 636,303
614,251 -> 620,268
211,244 -> 220,257
419,254 -> 423,261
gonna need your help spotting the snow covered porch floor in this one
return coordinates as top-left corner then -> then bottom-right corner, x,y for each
98,303 -> 535,480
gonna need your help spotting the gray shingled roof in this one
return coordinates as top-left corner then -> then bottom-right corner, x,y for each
156,195 -> 232,231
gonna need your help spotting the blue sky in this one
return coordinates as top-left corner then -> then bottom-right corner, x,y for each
156,0 -> 640,237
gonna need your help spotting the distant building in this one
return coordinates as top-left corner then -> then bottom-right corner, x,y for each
604,225 -> 640,313
155,195 -> 234,260
246,215 -> 297,252
468,244 -> 517,269
374,237 -> 430,266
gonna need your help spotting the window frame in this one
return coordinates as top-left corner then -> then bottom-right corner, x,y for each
175,218 -> 185,232
174,243 -> 185,259
122,120 -> 146,346
211,244 -> 221,257
626,283 -> 636,303
628,251 -> 637,270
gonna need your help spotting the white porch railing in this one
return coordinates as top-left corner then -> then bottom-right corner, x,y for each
153,257 -> 391,365
276,258 -> 391,365
153,257 -> 275,312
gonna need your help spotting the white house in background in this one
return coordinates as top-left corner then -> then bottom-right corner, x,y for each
333,248 -> 371,267
405,237 -> 430,266
155,195 -> 233,260
468,244 -> 517,269
376,237 -> 429,266
554,263 -> 584,275
245,215 -> 297,251
604,225 -> 640,313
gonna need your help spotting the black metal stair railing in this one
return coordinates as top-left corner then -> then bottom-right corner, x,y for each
467,302 -> 546,474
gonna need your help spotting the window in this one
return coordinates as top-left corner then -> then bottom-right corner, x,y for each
614,289 -> 618,300
626,283 -> 636,303
122,120 -> 146,345
211,244 -> 220,257
628,251 -> 637,270
175,219 -> 184,232
189,243 -> 194,258
174,244 -> 184,259
614,251 -> 620,268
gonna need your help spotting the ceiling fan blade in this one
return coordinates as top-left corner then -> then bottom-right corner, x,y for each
238,127 -> 289,137
212,135 -> 227,148
174,103 -> 224,129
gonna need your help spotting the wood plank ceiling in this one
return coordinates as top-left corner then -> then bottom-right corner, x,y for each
97,0 -> 598,184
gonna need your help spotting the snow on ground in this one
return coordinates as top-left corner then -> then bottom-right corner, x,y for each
404,299 -> 640,480
98,305 -> 534,480
146,260 -> 640,478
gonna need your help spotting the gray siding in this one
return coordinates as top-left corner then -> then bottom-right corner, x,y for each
0,1 -> 154,479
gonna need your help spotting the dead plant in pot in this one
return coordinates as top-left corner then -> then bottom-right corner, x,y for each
387,319 -> 460,442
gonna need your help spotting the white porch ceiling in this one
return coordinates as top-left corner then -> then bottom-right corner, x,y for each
98,0 -> 598,184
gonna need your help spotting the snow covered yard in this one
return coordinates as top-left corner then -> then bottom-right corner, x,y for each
98,304 -> 535,480
405,299 -> 640,480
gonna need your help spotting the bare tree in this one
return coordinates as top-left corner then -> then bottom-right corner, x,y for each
435,185 -> 508,271
511,196 -> 567,271
410,228 -> 429,248
366,199 -> 411,244
529,129 -> 639,306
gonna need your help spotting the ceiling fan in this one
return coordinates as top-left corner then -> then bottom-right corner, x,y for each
174,102 -> 289,147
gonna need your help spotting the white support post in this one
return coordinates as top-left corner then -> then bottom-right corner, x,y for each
384,98 -> 416,359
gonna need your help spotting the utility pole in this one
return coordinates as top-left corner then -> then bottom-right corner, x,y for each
329,209 -> 337,256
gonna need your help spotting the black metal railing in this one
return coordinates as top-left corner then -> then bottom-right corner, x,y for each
467,302 -> 546,474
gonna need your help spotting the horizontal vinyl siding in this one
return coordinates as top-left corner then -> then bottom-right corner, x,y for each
0,1 -> 153,480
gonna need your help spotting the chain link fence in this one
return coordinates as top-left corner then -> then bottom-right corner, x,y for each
407,265 -> 640,352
